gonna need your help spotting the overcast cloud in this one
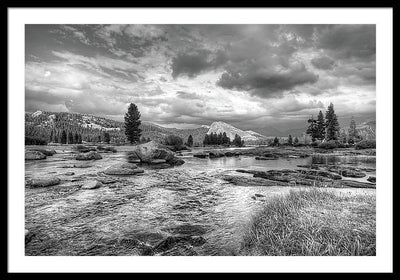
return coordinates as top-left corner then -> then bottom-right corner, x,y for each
25,24 -> 376,131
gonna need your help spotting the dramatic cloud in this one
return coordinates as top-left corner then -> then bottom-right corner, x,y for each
25,24 -> 376,132
217,62 -> 319,98
311,56 -> 336,70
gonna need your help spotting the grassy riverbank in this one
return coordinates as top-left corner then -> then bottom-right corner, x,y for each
240,188 -> 375,256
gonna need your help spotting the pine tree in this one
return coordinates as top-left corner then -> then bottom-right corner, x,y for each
217,133 -> 223,145
306,115 -> 318,142
273,137 -> 279,146
325,103 -> 340,141
348,117 -> 359,144
233,134 -> 243,147
316,110 -> 326,141
124,103 -> 142,144
222,132 -> 230,145
61,130 -> 67,144
104,132 -> 111,144
294,137 -> 299,146
74,132 -> 79,144
187,135 -> 193,147
287,135 -> 293,145
68,131 -> 74,144
203,134 -> 210,145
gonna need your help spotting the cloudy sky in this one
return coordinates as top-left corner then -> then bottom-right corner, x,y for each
25,24 -> 376,133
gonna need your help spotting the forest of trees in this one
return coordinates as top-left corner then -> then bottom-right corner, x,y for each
203,132 -> 244,147
306,103 -> 342,143
305,103 -> 369,146
203,132 -> 231,146
25,111 -> 126,145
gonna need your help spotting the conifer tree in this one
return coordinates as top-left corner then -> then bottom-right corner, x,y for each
61,130 -> 67,144
288,135 -> 293,145
348,117 -> 359,144
306,115 -> 318,142
187,135 -> 193,147
294,137 -> 299,146
104,132 -> 111,144
203,134 -> 210,145
316,110 -> 326,141
68,131 -> 74,144
233,134 -> 243,147
124,103 -> 142,144
74,132 -> 79,144
273,136 -> 279,146
325,103 -> 340,141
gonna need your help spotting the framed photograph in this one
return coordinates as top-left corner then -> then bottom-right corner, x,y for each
7,6 -> 393,273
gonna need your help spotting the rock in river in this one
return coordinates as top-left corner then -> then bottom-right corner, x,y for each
81,180 -> 103,189
74,145 -> 96,153
76,151 -> 102,160
127,141 -> 184,166
97,145 -> 117,153
27,176 -> 61,188
30,148 -> 57,156
367,176 -> 376,183
193,153 -> 208,158
104,163 -> 144,176
255,156 -> 277,160
25,151 -> 46,160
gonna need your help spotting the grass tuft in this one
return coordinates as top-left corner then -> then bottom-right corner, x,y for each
241,188 -> 375,256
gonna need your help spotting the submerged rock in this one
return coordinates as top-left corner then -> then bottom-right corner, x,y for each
193,153 -> 208,158
74,145 -> 96,153
97,145 -> 117,153
153,235 -> 206,253
150,159 -> 167,164
104,163 -> 144,176
255,156 -> 277,160
25,151 -> 46,160
209,151 -> 224,158
339,170 -> 366,178
81,180 -> 103,189
30,148 -> 56,156
220,174 -> 286,186
163,224 -> 207,236
367,176 -> 376,183
297,164 -> 320,170
25,229 -> 35,244
27,176 -> 61,188
76,151 -> 102,160
340,180 -> 376,189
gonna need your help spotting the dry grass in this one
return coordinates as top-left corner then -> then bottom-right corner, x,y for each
241,188 -> 375,256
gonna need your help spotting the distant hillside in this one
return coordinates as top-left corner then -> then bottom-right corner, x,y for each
342,119 -> 376,140
207,121 -> 268,144
25,111 -> 208,145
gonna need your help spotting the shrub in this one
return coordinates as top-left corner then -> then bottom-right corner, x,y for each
164,135 -> 183,148
25,136 -> 47,145
318,140 -> 340,149
310,141 -> 319,147
355,140 -> 376,150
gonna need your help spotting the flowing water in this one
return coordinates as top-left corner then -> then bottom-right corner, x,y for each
25,145 -> 376,256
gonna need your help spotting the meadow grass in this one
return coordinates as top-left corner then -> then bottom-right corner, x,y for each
241,188 -> 375,256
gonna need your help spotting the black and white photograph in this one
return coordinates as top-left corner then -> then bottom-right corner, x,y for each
7,7 -> 393,273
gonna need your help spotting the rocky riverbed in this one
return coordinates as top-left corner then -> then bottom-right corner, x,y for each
25,144 -> 376,256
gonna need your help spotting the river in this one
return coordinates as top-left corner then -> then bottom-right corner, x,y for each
25,145 -> 376,256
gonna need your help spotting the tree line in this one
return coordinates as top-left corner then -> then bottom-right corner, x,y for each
305,102 -> 361,144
